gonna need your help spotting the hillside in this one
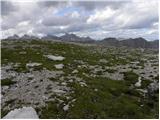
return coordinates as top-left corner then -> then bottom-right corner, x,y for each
1,39 -> 159,119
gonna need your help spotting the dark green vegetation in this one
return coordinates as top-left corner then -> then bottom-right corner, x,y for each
1,78 -> 16,86
123,71 -> 139,85
39,76 -> 158,119
1,40 -> 159,119
1,109 -> 9,118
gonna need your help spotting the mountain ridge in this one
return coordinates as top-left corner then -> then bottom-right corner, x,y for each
3,34 -> 159,49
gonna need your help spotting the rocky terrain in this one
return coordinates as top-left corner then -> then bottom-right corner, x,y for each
1,39 -> 159,119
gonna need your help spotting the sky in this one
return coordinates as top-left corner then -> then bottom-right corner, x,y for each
1,0 -> 159,40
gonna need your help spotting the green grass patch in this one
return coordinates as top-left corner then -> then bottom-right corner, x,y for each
123,71 -> 139,85
1,78 -> 16,86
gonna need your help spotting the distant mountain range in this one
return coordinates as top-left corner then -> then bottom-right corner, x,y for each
99,37 -> 159,49
41,33 -> 95,43
4,34 -> 159,49
60,33 -> 94,42
7,34 -> 38,40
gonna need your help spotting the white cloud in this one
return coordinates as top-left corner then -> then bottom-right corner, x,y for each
17,21 -> 30,27
87,7 -> 116,24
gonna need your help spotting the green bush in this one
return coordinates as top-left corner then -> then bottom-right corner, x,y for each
141,79 -> 152,89
123,71 -> 139,85
1,78 -> 16,86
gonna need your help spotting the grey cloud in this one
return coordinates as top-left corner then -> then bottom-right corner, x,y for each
41,10 -> 87,27
73,1 -> 128,11
38,1 -> 67,8
1,2 -> 42,30
123,16 -> 158,29
35,25 -> 65,35
66,22 -> 99,33
1,1 -> 18,16
42,15 -> 73,26
35,19 -> 98,35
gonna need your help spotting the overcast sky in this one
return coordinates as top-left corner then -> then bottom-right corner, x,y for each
1,0 -> 159,40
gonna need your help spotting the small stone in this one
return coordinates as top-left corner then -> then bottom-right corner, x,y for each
66,96 -> 70,100
55,64 -> 64,69
69,79 -> 73,83
72,69 -> 78,74
26,63 -> 42,68
44,55 -> 65,61
61,82 -> 67,86
72,99 -> 76,102
19,51 -> 26,54
135,77 -> 141,87
94,89 -> 98,92
63,104 -> 69,111
79,82 -> 87,87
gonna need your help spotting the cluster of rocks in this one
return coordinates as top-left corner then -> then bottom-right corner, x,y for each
1,62 -> 70,113
1,56 -> 89,117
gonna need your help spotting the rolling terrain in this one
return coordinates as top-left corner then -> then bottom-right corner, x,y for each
1,39 -> 159,119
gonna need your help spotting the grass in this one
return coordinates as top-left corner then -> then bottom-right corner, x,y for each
123,71 -> 139,85
39,101 -> 65,119
155,75 -> 159,81
1,109 -> 9,118
1,78 -> 17,86
67,77 -> 154,118
49,77 -> 57,82
38,76 -> 158,118
1,40 -> 159,119
105,68 -> 117,73
140,78 -> 152,89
